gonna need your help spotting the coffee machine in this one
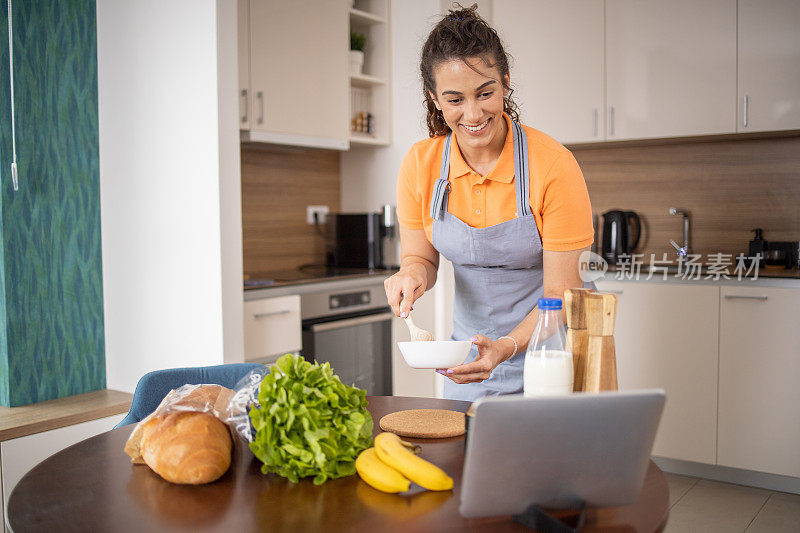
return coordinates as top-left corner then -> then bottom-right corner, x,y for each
379,205 -> 401,269
325,205 -> 401,270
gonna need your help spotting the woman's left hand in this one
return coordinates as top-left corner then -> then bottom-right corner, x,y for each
437,335 -> 515,384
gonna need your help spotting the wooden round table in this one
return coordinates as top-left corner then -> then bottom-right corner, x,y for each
8,396 -> 669,532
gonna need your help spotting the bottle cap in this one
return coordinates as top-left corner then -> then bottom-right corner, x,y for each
537,298 -> 562,311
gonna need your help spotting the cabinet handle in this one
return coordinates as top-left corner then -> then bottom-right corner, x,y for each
254,309 -> 292,319
609,106 -> 615,136
593,108 -> 599,137
743,95 -> 749,128
724,294 -> 767,301
605,289 -> 623,295
241,89 -> 248,124
257,91 -> 264,124
310,312 -> 394,333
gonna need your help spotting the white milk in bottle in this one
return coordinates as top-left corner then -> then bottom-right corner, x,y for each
523,298 -> 574,396
524,349 -> 573,395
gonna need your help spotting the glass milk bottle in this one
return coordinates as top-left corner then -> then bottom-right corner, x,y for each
524,298 -> 573,396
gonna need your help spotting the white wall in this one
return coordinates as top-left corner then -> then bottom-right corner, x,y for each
97,0 -> 243,393
216,0 -> 245,363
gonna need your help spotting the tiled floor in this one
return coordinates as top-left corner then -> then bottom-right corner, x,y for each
664,473 -> 800,532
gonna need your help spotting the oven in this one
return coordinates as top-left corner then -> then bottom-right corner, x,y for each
300,281 -> 393,396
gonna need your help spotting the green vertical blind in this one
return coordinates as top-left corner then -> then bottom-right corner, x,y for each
0,0 -> 105,406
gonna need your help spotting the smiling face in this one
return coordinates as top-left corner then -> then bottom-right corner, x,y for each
430,56 -> 509,156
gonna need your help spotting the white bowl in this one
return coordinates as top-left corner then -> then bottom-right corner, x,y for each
397,340 -> 472,369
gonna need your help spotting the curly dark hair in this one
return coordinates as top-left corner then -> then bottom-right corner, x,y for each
420,4 -> 520,137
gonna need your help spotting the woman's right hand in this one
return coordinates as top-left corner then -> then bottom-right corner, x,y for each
385,227 -> 439,316
384,263 -> 427,317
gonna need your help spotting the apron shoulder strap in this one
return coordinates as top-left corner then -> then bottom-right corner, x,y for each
511,121 -> 533,217
430,134 -> 452,220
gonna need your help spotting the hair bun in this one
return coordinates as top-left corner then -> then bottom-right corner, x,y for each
447,4 -> 479,22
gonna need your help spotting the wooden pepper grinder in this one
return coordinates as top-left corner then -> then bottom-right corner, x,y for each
584,292 -> 619,392
564,288 -> 593,392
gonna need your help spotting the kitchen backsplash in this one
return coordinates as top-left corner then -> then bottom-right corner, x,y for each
241,134 -> 800,276
241,144 -> 341,274
573,134 -> 800,263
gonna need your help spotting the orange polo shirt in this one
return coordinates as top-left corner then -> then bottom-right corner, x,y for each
396,115 -> 593,252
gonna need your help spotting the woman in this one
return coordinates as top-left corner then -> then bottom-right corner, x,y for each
384,7 -> 594,401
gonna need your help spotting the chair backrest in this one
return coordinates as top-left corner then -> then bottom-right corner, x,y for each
114,363 -> 264,428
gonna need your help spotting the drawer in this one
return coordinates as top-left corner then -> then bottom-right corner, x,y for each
243,295 -> 301,360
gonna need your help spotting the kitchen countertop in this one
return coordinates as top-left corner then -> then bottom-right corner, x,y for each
602,265 -> 800,288
244,266 -> 398,289
244,269 -> 397,300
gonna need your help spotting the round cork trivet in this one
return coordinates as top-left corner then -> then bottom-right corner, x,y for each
379,409 -> 465,439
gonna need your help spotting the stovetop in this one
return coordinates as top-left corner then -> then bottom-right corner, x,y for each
244,265 -> 397,290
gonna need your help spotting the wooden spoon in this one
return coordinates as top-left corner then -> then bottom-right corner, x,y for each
404,315 -> 434,341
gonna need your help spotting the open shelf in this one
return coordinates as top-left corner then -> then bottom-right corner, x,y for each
349,8 -> 386,25
350,73 -> 387,88
348,0 -> 390,147
349,133 -> 390,147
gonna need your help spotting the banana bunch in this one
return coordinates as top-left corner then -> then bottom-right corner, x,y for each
355,432 -> 453,493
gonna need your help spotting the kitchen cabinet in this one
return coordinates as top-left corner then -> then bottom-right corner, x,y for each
595,279 -> 720,464
243,295 -> 302,362
598,275 -> 800,481
494,0 -> 604,144
238,0 -> 251,130
737,0 -> 800,133
605,0 -> 737,140
238,0 -> 391,150
718,286 -> 800,477
492,0 -> 798,143
241,0 -> 350,150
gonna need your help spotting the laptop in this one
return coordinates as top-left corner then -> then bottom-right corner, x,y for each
459,389 -> 665,518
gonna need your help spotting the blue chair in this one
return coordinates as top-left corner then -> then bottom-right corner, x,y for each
115,363 -> 264,428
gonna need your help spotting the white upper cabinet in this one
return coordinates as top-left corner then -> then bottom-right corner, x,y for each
605,0 -> 737,140
494,1 -> 604,144
737,0 -> 800,133
238,0 -> 251,130
244,0 -> 349,149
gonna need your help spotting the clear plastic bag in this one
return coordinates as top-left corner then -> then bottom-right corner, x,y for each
124,383 -> 236,463
226,365 -> 271,443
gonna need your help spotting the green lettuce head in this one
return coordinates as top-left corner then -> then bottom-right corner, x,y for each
248,354 -> 373,484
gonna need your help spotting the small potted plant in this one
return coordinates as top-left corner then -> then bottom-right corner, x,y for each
350,31 -> 366,75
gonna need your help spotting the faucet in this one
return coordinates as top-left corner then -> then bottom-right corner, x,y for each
669,208 -> 691,257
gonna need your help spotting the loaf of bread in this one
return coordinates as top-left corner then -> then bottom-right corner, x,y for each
140,411 -> 232,485
124,384 -> 234,484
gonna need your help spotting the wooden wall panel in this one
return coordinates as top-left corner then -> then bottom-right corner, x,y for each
241,144 -> 341,275
572,135 -> 800,263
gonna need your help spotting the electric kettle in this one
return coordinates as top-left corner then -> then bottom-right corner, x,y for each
601,210 -> 642,264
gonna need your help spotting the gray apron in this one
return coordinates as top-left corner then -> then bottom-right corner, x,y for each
431,120 -> 543,401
